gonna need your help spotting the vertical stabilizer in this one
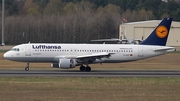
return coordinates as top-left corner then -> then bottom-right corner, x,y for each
140,18 -> 172,46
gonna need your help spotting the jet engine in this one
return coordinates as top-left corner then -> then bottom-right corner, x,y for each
51,59 -> 77,69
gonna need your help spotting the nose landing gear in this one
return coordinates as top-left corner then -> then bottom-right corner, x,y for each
25,62 -> 29,71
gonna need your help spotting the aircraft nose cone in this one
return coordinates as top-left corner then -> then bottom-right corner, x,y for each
3,52 -> 11,59
3,52 -> 8,59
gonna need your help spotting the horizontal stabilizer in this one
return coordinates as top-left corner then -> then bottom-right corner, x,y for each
153,47 -> 176,52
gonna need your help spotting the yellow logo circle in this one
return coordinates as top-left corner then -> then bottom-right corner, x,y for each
156,26 -> 168,38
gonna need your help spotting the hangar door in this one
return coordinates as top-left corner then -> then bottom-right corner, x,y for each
134,27 -> 154,40
134,27 -> 143,39
167,27 -> 180,46
172,28 -> 180,46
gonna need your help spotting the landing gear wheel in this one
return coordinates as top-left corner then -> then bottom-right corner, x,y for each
85,66 -> 91,72
80,65 -> 85,71
25,62 -> 30,71
25,67 -> 29,71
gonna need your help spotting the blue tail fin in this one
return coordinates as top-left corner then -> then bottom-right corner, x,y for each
140,18 -> 172,46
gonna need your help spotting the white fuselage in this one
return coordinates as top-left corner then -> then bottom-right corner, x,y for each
3,43 -> 175,64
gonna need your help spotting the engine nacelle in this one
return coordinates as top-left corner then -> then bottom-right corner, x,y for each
51,59 -> 77,69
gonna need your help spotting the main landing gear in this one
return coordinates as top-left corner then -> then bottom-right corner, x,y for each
25,62 -> 29,71
80,65 -> 91,72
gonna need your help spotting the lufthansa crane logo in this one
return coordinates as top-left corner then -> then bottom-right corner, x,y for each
156,26 -> 168,38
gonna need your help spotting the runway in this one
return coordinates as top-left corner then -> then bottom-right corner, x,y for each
0,70 -> 180,77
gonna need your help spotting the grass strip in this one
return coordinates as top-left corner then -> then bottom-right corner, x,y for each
0,77 -> 180,101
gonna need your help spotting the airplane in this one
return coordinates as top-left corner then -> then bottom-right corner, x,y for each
90,38 -> 142,44
91,27 -> 142,44
90,23 -> 143,44
3,18 -> 175,72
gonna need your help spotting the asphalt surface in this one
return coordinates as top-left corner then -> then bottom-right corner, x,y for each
0,70 -> 180,77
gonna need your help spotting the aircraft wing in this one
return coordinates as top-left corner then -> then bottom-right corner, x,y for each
75,52 -> 115,64
76,52 -> 114,59
91,38 -> 142,44
91,38 -> 123,42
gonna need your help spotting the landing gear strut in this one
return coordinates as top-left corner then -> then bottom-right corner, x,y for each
80,65 -> 91,72
25,62 -> 29,71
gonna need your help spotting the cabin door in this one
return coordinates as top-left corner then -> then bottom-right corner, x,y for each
25,45 -> 31,56
138,47 -> 143,57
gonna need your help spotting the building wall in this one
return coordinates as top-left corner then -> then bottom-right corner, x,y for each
119,21 -> 180,46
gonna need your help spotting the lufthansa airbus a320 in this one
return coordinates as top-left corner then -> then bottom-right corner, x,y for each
4,18 -> 175,72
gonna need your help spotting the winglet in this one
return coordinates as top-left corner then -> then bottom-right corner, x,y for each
140,18 -> 172,46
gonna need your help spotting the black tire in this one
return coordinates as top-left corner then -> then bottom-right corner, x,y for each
80,66 -> 85,71
85,66 -> 91,72
25,67 -> 29,71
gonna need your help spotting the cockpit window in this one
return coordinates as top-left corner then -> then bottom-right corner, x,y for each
10,48 -> 20,51
17,48 -> 20,51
